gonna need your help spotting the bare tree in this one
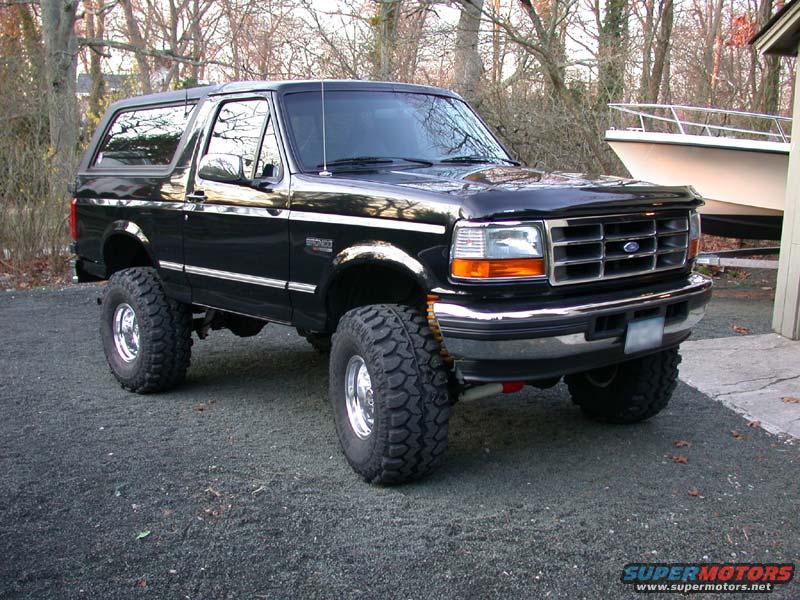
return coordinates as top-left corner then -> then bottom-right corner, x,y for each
596,0 -> 627,106
700,0 -> 725,105
374,0 -> 401,79
647,0 -> 673,102
757,0 -> 781,114
41,0 -> 80,194
453,0 -> 484,100
119,0 -> 153,92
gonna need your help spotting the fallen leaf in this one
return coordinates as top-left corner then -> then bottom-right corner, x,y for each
135,530 -> 151,540
136,579 -> 147,588
732,324 -> 751,335
747,420 -> 761,428
670,455 -> 689,465
194,403 -> 206,412
688,489 -> 700,497
781,396 -> 800,404
673,440 -> 692,448
731,430 -> 746,441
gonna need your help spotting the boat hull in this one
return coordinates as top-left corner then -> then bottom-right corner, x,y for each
606,130 -> 788,240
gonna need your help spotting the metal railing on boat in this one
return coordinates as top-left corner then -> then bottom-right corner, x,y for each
608,103 -> 792,143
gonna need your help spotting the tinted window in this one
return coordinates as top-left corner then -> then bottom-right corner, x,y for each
283,91 -> 509,171
256,120 -> 283,179
95,104 -> 195,167
206,99 -> 268,177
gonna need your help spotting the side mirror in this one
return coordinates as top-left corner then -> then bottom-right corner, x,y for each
198,153 -> 246,184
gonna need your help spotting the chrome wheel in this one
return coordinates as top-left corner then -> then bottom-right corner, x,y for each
112,303 -> 140,362
344,355 -> 374,439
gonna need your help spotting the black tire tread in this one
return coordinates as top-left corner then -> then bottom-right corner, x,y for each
102,267 -> 192,393
565,348 -> 681,424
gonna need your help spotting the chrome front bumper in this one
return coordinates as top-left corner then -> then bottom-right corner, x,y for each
432,273 -> 712,383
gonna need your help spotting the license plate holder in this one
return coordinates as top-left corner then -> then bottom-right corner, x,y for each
624,316 -> 665,355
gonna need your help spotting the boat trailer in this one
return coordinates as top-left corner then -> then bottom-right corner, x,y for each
696,246 -> 780,269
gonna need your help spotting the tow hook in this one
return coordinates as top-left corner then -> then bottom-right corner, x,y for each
459,381 -> 525,402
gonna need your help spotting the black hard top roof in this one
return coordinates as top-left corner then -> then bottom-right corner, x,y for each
108,80 -> 462,111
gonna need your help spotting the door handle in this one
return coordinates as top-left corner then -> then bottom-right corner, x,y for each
252,180 -> 274,193
186,190 -> 206,202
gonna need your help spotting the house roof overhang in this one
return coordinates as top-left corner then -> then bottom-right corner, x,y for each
751,0 -> 800,56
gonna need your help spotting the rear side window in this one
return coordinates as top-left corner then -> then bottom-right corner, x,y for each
94,104 -> 195,167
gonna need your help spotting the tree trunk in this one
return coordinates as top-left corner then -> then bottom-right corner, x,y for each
758,0 -> 781,115
85,0 -> 106,121
188,0 -> 202,84
491,0 -> 501,85
453,0 -> 484,100
375,0 -> 400,80
396,1 -> 428,81
120,0 -> 152,93
645,0 -> 672,103
18,3 -> 44,86
41,0 -> 79,197
700,0 -> 724,105
638,0 -> 654,99
597,0 -> 627,106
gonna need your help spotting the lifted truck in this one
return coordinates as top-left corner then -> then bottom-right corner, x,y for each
71,80 -> 712,484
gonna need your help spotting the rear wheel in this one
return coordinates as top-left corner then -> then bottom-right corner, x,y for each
565,347 -> 681,424
100,267 -> 192,393
329,304 -> 451,484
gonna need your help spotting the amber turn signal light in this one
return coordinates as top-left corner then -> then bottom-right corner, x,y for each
451,258 -> 545,279
688,238 -> 700,259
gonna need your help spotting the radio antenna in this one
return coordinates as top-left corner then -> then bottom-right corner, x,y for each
319,80 -> 331,177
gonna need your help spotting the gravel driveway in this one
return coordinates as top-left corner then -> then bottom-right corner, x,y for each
1,280 -> 798,599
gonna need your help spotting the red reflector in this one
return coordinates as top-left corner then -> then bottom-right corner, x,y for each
70,198 -> 77,241
502,382 -> 525,393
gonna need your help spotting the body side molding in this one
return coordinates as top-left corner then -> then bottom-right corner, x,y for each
289,211 -> 445,234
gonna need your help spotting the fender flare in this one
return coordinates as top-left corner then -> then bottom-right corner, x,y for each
101,220 -> 157,266
320,241 -> 435,298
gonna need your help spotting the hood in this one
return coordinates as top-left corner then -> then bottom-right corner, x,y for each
335,165 -> 702,220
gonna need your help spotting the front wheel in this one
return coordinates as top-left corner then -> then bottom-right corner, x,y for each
329,304 -> 451,484
565,347 -> 681,424
100,267 -> 192,393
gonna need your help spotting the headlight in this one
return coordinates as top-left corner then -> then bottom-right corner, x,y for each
451,221 -> 546,280
689,211 -> 701,259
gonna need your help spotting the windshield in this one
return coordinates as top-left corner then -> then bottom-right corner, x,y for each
282,90 -> 511,172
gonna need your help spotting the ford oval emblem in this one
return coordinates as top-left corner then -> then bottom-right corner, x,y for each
623,241 -> 640,254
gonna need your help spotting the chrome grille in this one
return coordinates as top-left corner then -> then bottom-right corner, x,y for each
545,212 -> 689,285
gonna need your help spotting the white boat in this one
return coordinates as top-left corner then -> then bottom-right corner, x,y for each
605,103 -> 790,240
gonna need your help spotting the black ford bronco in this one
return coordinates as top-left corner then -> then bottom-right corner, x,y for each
72,80 -> 712,484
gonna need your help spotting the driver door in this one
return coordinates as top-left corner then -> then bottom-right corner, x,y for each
183,94 -> 291,321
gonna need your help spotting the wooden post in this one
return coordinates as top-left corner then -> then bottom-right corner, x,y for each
772,47 -> 800,340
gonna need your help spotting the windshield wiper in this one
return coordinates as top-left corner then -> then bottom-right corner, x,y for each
317,156 -> 434,169
439,155 -> 520,165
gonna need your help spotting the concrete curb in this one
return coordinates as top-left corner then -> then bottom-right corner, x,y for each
679,333 -> 800,440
